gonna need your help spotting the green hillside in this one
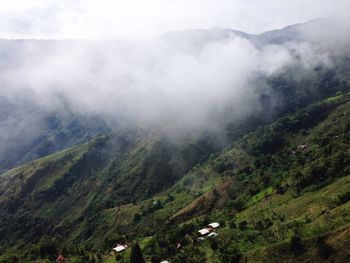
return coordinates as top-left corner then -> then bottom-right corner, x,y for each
0,128 -> 222,262
1,17 -> 350,263
2,92 -> 350,262
119,92 -> 350,263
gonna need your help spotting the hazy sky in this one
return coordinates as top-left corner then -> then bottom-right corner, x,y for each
0,0 -> 348,40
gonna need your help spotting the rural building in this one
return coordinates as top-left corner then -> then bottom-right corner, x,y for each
198,228 -> 210,235
208,222 -> 220,229
113,244 -> 127,253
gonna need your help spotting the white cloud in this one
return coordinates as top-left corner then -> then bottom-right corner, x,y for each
0,0 -> 348,39
0,31 -> 333,133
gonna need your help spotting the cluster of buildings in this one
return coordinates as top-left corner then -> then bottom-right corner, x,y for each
110,222 -> 221,262
197,222 -> 220,241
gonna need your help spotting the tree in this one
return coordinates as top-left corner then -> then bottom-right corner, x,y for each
316,236 -> 334,259
290,235 -> 304,256
219,245 -> 242,263
133,213 -> 142,223
238,220 -> 248,231
229,220 -> 236,229
210,239 -> 219,251
151,255 -> 161,263
39,240 -> 57,259
115,254 -> 122,262
202,216 -> 210,226
130,244 -> 145,263
181,223 -> 196,236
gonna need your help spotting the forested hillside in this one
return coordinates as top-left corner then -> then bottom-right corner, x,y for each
2,91 -> 350,262
1,18 -> 350,262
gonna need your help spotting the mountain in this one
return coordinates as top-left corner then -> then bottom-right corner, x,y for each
0,96 -> 110,172
260,17 -> 350,49
1,17 -> 349,172
2,91 -> 350,262
160,17 -> 350,53
0,17 -> 350,262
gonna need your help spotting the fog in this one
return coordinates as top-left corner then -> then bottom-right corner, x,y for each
0,31 -> 328,132
0,1 -> 348,140
0,15 -> 349,144
0,3 -> 348,172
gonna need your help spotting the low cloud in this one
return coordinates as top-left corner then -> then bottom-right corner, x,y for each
0,24 -> 336,135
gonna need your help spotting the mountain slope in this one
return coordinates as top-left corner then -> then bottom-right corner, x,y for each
0,96 -> 110,172
0,128 -> 223,260
0,18 -> 350,262
2,92 -> 350,262
135,93 -> 350,262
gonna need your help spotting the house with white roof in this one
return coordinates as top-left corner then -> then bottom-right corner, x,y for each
113,244 -> 127,253
208,222 -> 220,229
198,228 -> 210,236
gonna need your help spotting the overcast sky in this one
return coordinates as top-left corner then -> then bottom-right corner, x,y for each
0,0 -> 348,40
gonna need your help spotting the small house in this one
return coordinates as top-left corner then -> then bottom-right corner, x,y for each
208,232 -> 218,237
208,222 -> 220,229
113,244 -> 127,253
198,228 -> 210,236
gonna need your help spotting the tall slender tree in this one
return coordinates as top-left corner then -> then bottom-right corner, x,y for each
130,243 -> 145,263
